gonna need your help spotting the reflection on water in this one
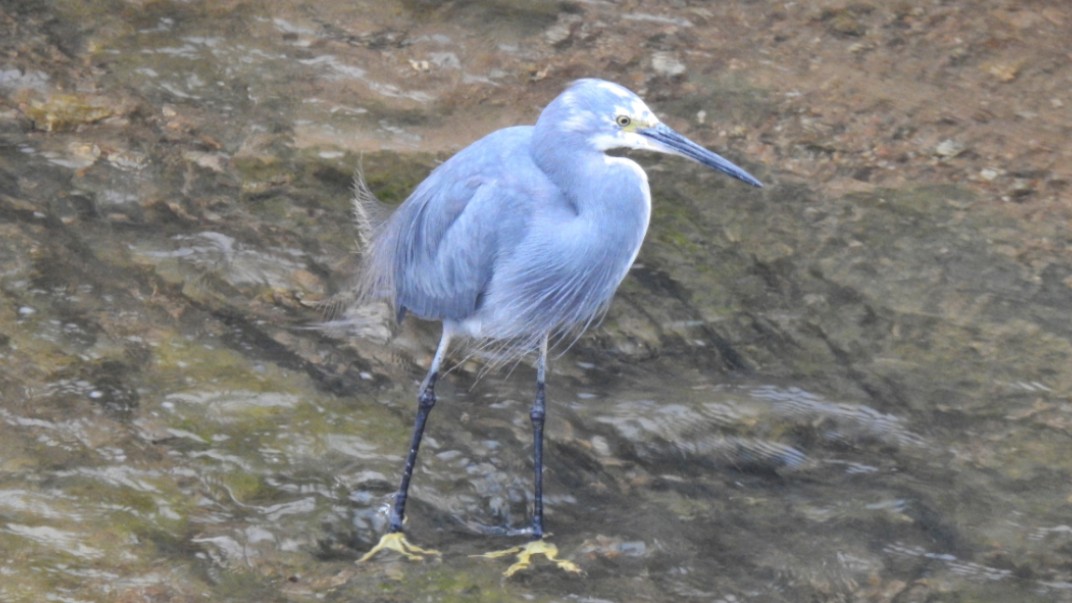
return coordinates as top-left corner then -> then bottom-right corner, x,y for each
1,1 -> 1071,602
594,384 -> 927,474
133,231 -> 309,290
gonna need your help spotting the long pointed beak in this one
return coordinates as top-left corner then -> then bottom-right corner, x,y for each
640,123 -> 763,188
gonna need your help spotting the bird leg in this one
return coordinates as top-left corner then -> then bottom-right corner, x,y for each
359,333 -> 451,563
388,368 -> 439,533
530,337 -> 548,539
473,337 -> 582,576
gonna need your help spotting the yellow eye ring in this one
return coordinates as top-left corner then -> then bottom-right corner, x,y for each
615,115 -> 632,127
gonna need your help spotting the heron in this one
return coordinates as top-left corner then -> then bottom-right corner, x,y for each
356,78 -> 762,575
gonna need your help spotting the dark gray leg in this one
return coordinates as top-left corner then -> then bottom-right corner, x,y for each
529,336 -> 549,539
388,332 -> 451,533
469,336 -> 581,575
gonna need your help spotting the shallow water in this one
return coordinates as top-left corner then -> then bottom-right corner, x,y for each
2,1 -> 1071,602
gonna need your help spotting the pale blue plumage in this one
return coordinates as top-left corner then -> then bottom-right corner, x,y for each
361,79 -> 758,354
357,79 -> 762,561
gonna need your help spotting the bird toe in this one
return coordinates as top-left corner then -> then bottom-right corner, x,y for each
358,532 -> 441,563
472,538 -> 583,577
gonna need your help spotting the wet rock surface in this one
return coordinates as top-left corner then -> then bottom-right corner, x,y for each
1,1 -> 1070,601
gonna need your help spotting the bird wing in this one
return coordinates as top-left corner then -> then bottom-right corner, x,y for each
371,128 -> 539,323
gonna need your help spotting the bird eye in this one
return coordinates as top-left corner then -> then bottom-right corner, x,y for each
615,115 -> 632,128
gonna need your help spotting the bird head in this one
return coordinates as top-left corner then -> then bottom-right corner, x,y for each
541,79 -> 762,188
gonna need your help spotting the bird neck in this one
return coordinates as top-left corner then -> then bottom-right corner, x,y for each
530,130 -> 652,278
531,131 -> 617,207
530,111 -> 652,252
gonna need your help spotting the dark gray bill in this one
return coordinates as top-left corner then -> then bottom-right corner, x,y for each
640,123 -> 763,188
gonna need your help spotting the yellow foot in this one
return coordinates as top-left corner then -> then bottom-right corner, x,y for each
358,532 -> 441,563
472,539 -> 583,578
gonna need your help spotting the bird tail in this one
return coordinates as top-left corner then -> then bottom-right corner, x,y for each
349,164 -> 401,327
303,166 -> 395,330
351,166 -> 391,252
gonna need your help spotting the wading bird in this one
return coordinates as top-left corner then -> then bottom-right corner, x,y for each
356,78 -> 762,575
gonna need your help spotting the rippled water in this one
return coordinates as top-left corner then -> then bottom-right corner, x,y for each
2,1 -> 1071,602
